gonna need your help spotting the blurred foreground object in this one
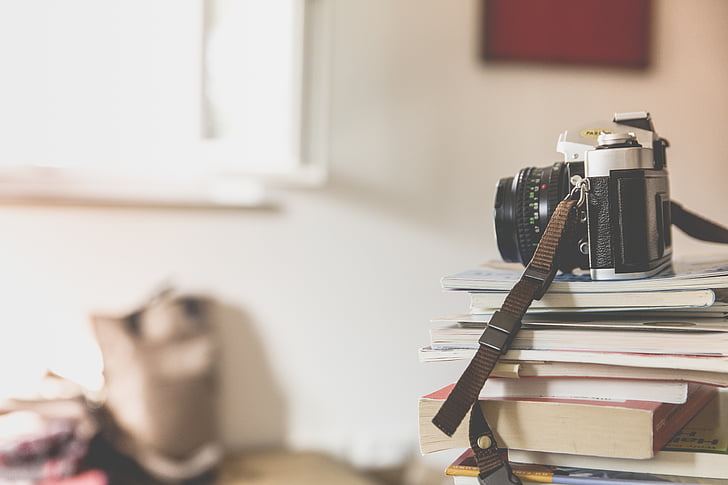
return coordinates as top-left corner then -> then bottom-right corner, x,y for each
92,291 -> 221,483
0,383 -> 100,483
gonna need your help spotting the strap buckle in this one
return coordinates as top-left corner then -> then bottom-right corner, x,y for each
523,264 -> 558,300
479,311 -> 521,352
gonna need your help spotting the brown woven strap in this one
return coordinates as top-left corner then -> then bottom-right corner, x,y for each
432,344 -> 504,437
469,401 -> 506,476
432,199 -> 577,436
432,198 -> 578,482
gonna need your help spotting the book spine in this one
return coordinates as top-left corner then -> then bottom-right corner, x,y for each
651,384 -> 717,452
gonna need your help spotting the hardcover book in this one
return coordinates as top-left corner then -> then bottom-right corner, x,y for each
418,383 -> 716,458
507,392 -> 728,479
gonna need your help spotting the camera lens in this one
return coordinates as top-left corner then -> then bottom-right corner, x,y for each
494,163 -> 568,265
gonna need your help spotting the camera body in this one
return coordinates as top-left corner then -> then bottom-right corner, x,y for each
494,112 -> 672,280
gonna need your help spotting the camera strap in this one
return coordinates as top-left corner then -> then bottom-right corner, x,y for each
432,196 -> 580,485
671,201 -> 728,243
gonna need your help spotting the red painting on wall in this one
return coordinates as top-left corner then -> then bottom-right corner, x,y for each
482,0 -> 651,68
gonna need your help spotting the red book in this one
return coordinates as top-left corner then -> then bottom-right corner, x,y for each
418,383 -> 716,458
38,470 -> 108,485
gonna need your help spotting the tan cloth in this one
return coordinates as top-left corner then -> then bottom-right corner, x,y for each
93,292 -> 221,482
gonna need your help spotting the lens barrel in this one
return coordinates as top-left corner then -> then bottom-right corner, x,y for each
494,163 -> 568,265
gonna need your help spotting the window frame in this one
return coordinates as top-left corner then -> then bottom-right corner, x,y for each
0,0 -> 331,207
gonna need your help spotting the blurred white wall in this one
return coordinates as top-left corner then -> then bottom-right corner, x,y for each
0,0 -> 727,469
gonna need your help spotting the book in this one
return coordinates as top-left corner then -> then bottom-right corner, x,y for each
418,347 -> 728,376
477,377 -> 689,404
428,317 -> 728,356
433,358 -> 728,388
468,288 -> 720,312
434,313 -> 728,331
418,383 -> 716,458
507,391 -> 728,480
445,449 -> 725,485
441,259 -> 728,293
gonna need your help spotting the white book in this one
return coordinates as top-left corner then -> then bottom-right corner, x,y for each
418,347 -> 728,375
422,356 -> 728,387
480,376 -> 688,403
441,259 -> 728,293
433,313 -> 728,331
428,317 -> 728,356
468,288 -> 718,312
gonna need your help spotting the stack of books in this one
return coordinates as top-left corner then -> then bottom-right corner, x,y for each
419,259 -> 728,484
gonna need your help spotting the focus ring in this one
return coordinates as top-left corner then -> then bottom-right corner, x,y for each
515,167 -> 541,264
546,163 -> 563,216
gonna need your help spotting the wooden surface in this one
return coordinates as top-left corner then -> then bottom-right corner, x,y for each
216,451 -> 382,485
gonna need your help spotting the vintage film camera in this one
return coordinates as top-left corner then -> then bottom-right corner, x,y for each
494,112 -> 672,280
